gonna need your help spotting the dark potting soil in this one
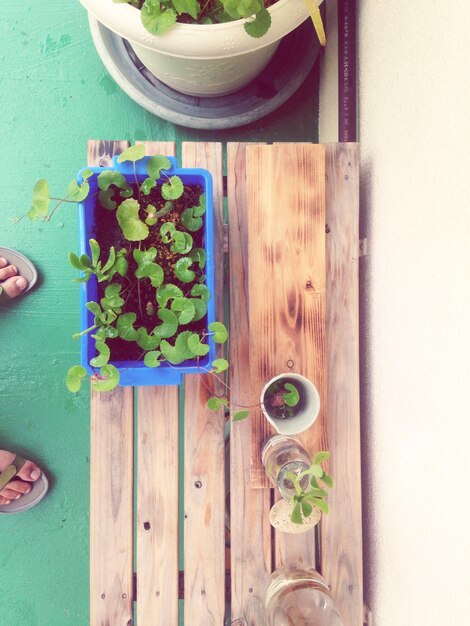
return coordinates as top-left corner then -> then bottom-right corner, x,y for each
93,182 -> 206,363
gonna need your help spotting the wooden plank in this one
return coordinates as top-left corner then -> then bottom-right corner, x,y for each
87,140 -> 129,168
228,143 -> 273,626
182,142 -> 226,626
246,143 -> 328,488
321,143 -> 363,626
89,140 -> 135,626
136,386 -> 180,626
135,141 -> 180,626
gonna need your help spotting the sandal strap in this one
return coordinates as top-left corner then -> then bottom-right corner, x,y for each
0,455 -> 26,491
0,285 -> 11,304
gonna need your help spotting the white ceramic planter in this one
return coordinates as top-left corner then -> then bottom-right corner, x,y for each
79,0 -> 318,96
260,373 -> 320,435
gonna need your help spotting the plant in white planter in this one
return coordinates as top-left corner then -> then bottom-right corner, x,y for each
79,0 -> 325,96
260,372 -> 320,435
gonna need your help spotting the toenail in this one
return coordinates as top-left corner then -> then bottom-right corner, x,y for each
31,469 -> 41,480
15,494 -> 21,499
0,257 -> 6,266
11,265 -> 17,272
16,277 -> 27,289
4,500 -> 11,505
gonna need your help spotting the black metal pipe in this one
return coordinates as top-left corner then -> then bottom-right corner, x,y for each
338,0 -> 357,142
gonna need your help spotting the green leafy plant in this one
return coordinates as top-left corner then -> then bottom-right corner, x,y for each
114,0 -> 326,42
263,378 -> 302,419
285,451 -> 334,524
19,145 -> 235,395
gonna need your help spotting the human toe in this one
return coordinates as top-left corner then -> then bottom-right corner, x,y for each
1,275 -> 28,298
4,479 -> 32,496
0,495 -> 12,505
0,487 -> 24,501
16,459 -> 42,482
0,263 -> 18,281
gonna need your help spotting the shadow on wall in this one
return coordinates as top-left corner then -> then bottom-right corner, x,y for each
359,155 -> 375,612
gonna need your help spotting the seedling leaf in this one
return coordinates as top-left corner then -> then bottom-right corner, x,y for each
244,7 -> 271,38
97,170 -> 126,191
313,451 -> 330,465
160,330 -> 193,364
117,198 -> 149,241
309,464 -> 324,478
171,297 -> 196,325
174,257 -> 195,283
311,497 -> 329,514
173,0 -> 199,19
191,284 -> 210,303
117,312 -> 139,341
99,188 -> 117,210
283,382 -> 300,407
161,175 -> 183,200
90,341 -> 111,367
28,179 -> 50,220
156,283 -> 183,308
66,365 -> 87,393
137,328 -> 161,350
208,322 -> 228,343
117,144 -> 145,163
191,298 -> 207,321
67,179 -> 90,202
300,499 -> 313,519
91,365 -> 120,392
212,358 -> 229,373
187,333 -> 210,356
144,350 -> 162,367
207,396 -> 228,410
146,155 -> 171,178
233,410 -> 249,421
154,309 -> 178,339
89,238 -> 100,266
141,177 -> 156,195
134,247 -> 164,287
290,501 -> 303,525
181,206 -> 203,232
68,252 -> 83,270
188,248 -> 206,269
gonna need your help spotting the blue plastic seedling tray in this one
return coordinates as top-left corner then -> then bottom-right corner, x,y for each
77,156 -> 215,386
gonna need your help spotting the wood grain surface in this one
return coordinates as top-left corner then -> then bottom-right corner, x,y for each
228,143 -> 273,626
182,143 -> 226,626
89,140 -> 136,626
135,141 -> 180,626
246,144 -> 328,488
321,143 -> 363,626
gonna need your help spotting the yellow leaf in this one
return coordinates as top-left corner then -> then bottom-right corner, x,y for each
303,0 -> 326,47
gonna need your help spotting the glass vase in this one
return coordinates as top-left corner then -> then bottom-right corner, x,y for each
265,567 -> 345,626
261,435 -> 311,499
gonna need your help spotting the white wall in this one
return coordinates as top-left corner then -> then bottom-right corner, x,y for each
320,1 -> 470,624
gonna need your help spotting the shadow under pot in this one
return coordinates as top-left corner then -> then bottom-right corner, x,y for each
260,373 -> 320,436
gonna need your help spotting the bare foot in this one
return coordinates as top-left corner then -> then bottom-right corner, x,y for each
0,450 -> 42,505
0,257 -> 28,298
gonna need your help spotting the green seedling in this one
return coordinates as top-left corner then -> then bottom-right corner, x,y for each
285,451 -> 334,525
114,0 -> 326,43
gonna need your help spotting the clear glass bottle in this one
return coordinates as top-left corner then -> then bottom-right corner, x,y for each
265,568 -> 345,626
261,435 -> 311,499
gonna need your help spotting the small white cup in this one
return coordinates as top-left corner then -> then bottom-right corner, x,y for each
260,373 -> 320,436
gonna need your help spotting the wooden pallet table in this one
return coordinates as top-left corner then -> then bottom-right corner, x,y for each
89,140 -> 362,626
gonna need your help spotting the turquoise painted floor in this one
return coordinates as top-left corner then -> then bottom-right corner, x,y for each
0,2 -> 319,625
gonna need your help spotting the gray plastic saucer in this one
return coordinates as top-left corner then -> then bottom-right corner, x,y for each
88,16 -> 321,129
